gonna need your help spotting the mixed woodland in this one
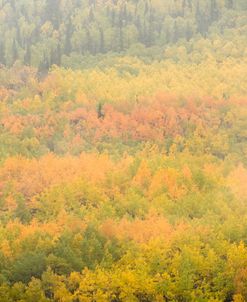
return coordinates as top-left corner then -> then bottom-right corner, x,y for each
0,0 -> 247,301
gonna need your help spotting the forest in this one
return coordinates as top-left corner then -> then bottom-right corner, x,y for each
0,0 -> 247,68
0,0 -> 247,301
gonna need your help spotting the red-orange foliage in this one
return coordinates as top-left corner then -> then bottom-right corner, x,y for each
0,153 -> 113,199
100,213 -> 173,243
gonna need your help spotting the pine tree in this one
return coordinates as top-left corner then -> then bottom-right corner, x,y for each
210,0 -> 219,22
0,41 -> 6,65
64,20 -> 72,55
97,103 -> 105,119
225,0 -> 233,9
45,0 -> 60,29
12,40 -> 18,63
24,44 -> 31,65
99,27 -> 105,53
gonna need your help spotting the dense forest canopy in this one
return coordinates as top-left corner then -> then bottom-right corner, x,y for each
0,0 -> 247,301
0,0 -> 247,68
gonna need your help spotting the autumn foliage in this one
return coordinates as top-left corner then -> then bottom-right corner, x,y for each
0,56 -> 246,301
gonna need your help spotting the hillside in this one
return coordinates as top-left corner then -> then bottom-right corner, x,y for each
0,0 -> 247,68
0,1 -> 247,301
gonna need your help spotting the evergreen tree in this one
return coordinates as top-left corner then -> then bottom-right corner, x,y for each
0,41 -> 6,65
64,20 -> 72,55
12,40 -> 18,64
99,27 -> 105,53
24,44 -> 31,65
45,0 -> 60,29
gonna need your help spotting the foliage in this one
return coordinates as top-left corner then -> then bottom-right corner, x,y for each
0,0 -> 246,68
0,1 -> 246,300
